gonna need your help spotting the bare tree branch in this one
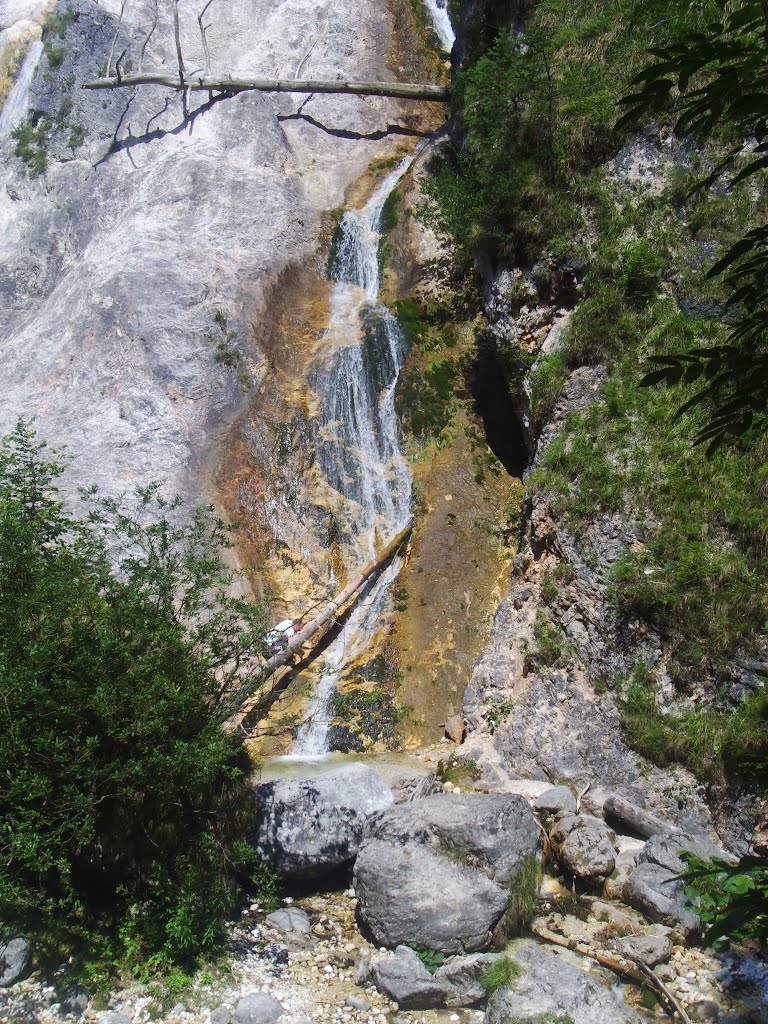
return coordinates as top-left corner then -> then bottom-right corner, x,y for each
173,0 -> 186,84
106,0 -> 127,78
138,0 -> 159,73
197,0 -> 217,74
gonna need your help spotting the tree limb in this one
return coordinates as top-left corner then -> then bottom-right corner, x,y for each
82,73 -> 451,102
198,0 -> 217,74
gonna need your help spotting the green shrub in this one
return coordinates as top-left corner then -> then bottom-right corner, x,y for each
0,422 -> 273,978
480,956 -> 521,994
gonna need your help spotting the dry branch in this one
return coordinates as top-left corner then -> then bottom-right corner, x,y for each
532,923 -> 692,1023
82,74 -> 450,102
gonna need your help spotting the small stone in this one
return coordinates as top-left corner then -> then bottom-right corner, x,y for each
100,1015 -> 134,1024
620,934 -> 673,967
345,997 -> 371,1012
210,1008 -> 232,1024
444,716 -> 466,743
450,1016 -> 460,1021
267,908 -> 311,934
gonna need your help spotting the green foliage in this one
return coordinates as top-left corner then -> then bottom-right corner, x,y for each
480,956 -> 521,994
619,670 -> 768,789
12,112 -> 51,176
504,853 -> 542,936
681,853 -> 768,946
407,945 -> 445,974
619,2 -> 768,448
527,610 -> 568,669
0,422 -> 272,977
422,0 -> 719,269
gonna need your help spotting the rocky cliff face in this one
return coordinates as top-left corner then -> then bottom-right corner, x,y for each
0,0 -> 412,504
460,134 -> 759,856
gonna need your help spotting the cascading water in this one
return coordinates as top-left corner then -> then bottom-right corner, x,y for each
292,155 -> 417,756
0,41 -> 43,137
423,0 -> 455,53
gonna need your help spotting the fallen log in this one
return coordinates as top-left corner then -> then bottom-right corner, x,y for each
83,74 -> 450,102
225,526 -> 412,729
603,794 -> 677,838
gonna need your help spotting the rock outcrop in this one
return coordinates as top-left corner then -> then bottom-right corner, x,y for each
485,942 -> 643,1024
0,0 -> 410,510
253,764 -> 394,878
354,792 -> 539,953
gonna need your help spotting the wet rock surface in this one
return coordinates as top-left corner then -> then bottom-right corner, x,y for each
253,764 -> 394,878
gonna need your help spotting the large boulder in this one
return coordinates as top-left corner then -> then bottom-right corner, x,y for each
354,793 -> 540,953
622,831 -> 724,939
370,946 -> 449,1009
550,813 -> 617,885
485,942 -> 643,1024
253,764 -> 394,878
0,937 -> 29,987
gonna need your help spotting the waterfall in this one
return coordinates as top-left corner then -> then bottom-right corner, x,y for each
292,155 -> 417,756
0,41 -> 43,138
423,0 -> 455,53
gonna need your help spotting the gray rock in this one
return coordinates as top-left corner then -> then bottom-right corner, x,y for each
354,793 -> 540,953
622,862 -> 701,940
534,785 -> 577,818
344,996 -> 371,1012
485,942 -> 642,1024
210,1009 -> 232,1024
265,907 -> 311,934
691,1000 -> 720,1021
0,936 -> 30,986
370,946 -> 449,1009
550,813 -> 617,884
100,1015 -> 134,1024
61,985 -> 89,1016
234,992 -> 284,1024
435,953 -> 504,1007
253,764 -> 394,878
619,934 -> 672,967
641,831 -> 727,873
355,952 -> 372,986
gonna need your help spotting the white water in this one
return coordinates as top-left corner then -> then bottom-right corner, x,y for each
0,40 -> 42,138
292,155 -> 417,756
423,0 -> 455,53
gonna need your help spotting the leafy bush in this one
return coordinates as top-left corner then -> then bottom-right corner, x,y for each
0,422 -> 273,976
682,853 -> 768,946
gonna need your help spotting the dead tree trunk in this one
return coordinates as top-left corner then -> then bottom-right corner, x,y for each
82,74 -> 450,102
223,526 -> 412,731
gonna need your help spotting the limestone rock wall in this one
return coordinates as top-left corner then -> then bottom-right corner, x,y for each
0,0 -> 407,503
